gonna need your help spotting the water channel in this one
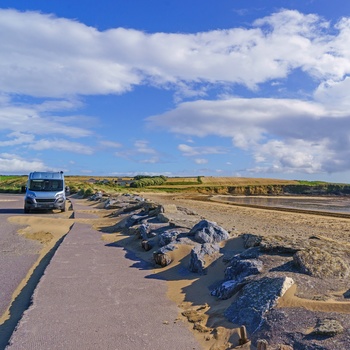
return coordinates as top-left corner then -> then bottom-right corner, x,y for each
214,195 -> 350,214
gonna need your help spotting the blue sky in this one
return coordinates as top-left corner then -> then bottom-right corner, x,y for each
1,0 -> 350,182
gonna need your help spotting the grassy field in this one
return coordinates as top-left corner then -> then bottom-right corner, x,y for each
0,175 -> 348,195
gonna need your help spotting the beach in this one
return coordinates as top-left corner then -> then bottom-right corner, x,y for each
3,192 -> 350,349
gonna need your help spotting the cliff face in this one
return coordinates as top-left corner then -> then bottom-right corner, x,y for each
197,184 -> 350,196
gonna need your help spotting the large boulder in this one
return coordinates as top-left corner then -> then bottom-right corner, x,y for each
188,243 -> 220,274
293,247 -> 349,279
225,276 -> 294,333
225,256 -> 263,281
312,318 -> 344,337
211,255 -> 263,300
189,220 -> 230,244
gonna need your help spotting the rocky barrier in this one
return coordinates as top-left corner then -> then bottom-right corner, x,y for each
92,193 -> 350,350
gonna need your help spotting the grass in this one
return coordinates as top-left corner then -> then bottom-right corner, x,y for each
0,175 -> 349,195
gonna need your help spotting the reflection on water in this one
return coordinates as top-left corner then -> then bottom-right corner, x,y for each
216,196 -> 350,214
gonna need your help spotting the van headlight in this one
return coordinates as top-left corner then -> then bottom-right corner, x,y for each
55,194 -> 64,203
26,193 -> 36,203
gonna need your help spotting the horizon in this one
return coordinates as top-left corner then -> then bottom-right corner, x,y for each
1,1 -> 350,183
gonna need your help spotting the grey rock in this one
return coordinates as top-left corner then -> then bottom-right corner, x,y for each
225,257 -> 263,281
158,230 -> 180,247
242,233 -> 262,248
126,214 -> 149,227
313,318 -> 344,336
225,276 -> 294,333
211,256 -> 262,300
139,223 -> 150,240
188,243 -> 220,274
211,279 -> 243,300
293,247 -> 349,279
189,220 -> 230,244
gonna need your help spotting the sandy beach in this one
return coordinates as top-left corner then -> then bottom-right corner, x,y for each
4,192 -> 350,349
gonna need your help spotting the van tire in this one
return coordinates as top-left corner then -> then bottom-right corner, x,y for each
24,206 -> 30,214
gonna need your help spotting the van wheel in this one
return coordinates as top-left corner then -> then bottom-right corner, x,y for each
24,206 -> 30,214
61,206 -> 66,212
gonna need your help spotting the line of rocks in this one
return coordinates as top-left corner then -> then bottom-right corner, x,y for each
92,193 -> 349,349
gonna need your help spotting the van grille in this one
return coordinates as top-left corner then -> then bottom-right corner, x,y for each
36,199 -> 55,203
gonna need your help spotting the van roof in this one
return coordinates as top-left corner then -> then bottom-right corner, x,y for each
29,172 -> 64,180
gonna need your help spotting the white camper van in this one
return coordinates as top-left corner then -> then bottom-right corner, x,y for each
24,171 -> 66,213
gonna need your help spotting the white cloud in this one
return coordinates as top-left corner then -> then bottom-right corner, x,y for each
3,8 -> 350,176
99,140 -> 122,148
0,102 -> 92,138
2,9 -> 350,98
194,158 -> 208,164
134,140 -> 157,154
150,97 -> 350,174
0,153 -> 48,173
115,140 -> 161,163
29,139 -> 94,154
178,144 -> 227,156
0,132 -> 35,146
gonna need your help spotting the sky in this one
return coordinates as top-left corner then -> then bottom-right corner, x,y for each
1,0 -> 350,182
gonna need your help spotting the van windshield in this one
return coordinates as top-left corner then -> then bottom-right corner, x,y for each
29,180 -> 63,192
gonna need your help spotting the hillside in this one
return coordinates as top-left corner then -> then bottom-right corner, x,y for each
1,175 -> 349,196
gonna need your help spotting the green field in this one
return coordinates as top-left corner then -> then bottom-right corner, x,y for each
0,175 -> 349,196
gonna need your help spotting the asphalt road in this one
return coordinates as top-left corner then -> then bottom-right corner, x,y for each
0,195 -> 201,350
0,194 -> 41,320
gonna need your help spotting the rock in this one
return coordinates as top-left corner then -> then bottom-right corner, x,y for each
242,233 -> 262,248
139,223 -> 150,240
188,243 -> 220,274
239,247 -> 261,259
158,230 -> 180,246
153,244 -> 177,267
161,204 -> 178,213
89,191 -> 103,201
293,247 -> 349,279
141,240 -> 153,251
211,280 -> 243,300
157,213 -> 170,223
313,318 -> 344,336
153,251 -> 172,267
260,235 -> 307,254
225,276 -> 294,333
343,289 -> 350,298
211,256 -> 262,300
126,213 -> 149,227
278,345 -> 293,350
225,256 -> 263,281
189,220 -> 230,244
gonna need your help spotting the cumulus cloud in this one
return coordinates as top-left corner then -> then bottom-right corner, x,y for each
149,97 -> 350,174
2,9 -> 350,98
0,153 -> 49,173
0,101 -> 92,137
3,8 -> 350,175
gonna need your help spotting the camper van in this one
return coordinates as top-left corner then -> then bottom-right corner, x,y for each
24,171 -> 66,213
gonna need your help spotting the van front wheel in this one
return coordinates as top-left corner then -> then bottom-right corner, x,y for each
24,206 -> 30,214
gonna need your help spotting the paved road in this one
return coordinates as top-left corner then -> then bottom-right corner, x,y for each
0,194 -> 40,320
3,196 -> 201,350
